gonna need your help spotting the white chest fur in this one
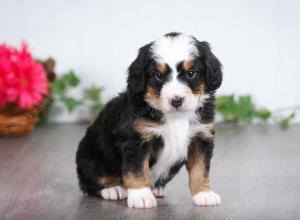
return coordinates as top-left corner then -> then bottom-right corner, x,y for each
143,112 -> 212,185
150,113 -> 190,183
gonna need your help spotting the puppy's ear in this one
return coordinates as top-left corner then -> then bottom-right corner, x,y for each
127,43 -> 151,95
197,41 -> 223,91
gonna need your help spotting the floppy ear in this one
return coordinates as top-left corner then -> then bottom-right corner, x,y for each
127,43 -> 151,95
197,41 -> 223,91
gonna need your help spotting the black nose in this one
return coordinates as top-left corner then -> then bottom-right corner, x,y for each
170,96 -> 184,108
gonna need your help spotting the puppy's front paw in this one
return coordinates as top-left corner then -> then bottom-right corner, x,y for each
193,191 -> 221,206
127,187 -> 157,208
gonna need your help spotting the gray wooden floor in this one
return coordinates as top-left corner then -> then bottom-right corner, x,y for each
0,124 -> 299,220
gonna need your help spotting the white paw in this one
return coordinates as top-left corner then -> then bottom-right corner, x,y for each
193,191 -> 221,206
100,186 -> 127,200
152,186 -> 166,197
127,187 -> 157,208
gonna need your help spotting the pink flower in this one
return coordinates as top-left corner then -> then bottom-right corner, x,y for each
0,42 -> 49,109
0,71 -> 7,107
0,44 -> 12,107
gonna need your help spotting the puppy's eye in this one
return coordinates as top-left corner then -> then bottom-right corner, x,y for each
187,70 -> 196,79
155,73 -> 165,81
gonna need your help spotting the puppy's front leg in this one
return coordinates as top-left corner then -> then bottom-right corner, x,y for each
186,140 -> 221,206
123,149 -> 157,209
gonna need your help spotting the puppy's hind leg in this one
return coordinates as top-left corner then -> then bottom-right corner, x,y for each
76,138 -> 103,196
76,136 -> 122,198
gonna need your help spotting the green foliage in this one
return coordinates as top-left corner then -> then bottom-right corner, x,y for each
216,95 -> 238,122
255,108 -> 271,121
52,80 -> 65,94
217,95 -> 259,123
217,95 -> 295,129
84,85 -> 104,120
237,96 -> 256,123
279,113 -> 295,130
61,71 -> 80,87
85,85 -> 104,110
60,95 -> 82,112
52,71 -> 82,113
52,71 -> 103,117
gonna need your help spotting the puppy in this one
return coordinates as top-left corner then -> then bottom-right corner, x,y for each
76,32 -> 222,208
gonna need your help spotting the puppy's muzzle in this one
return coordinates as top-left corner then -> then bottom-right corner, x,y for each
170,96 -> 184,108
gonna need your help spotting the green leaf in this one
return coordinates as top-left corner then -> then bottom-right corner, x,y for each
62,71 -> 80,87
52,80 -> 65,94
85,85 -> 104,111
216,95 -> 239,122
255,108 -> 271,121
237,95 -> 255,123
279,113 -> 295,130
86,86 -> 102,102
217,94 -> 297,128
60,96 -> 82,112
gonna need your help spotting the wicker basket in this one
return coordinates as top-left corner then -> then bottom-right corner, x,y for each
0,95 -> 52,136
0,107 -> 41,136
0,58 -> 56,137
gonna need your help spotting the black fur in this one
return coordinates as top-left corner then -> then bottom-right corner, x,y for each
196,41 -> 223,91
164,32 -> 181,38
127,43 -> 153,95
76,33 -> 222,196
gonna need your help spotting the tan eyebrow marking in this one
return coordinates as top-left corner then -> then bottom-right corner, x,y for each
192,83 -> 207,96
155,61 -> 167,74
183,59 -> 193,71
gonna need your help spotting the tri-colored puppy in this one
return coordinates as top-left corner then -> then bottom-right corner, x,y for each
76,32 -> 223,208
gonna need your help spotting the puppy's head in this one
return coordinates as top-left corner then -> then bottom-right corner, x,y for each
127,32 -> 222,114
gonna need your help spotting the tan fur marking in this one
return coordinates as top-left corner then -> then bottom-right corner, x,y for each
98,176 -> 120,187
193,83 -> 207,96
133,118 -> 159,142
183,59 -> 193,71
196,123 -> 215,141
123,155 -> 151,188
186,147 -> 210,195
155,61 -> 167,74
145,86 -> 161,109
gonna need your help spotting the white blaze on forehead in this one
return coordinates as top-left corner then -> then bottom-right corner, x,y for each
150,34 -> 198,69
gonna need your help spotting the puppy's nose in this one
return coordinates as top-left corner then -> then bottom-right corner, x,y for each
170,96 -> 184,108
